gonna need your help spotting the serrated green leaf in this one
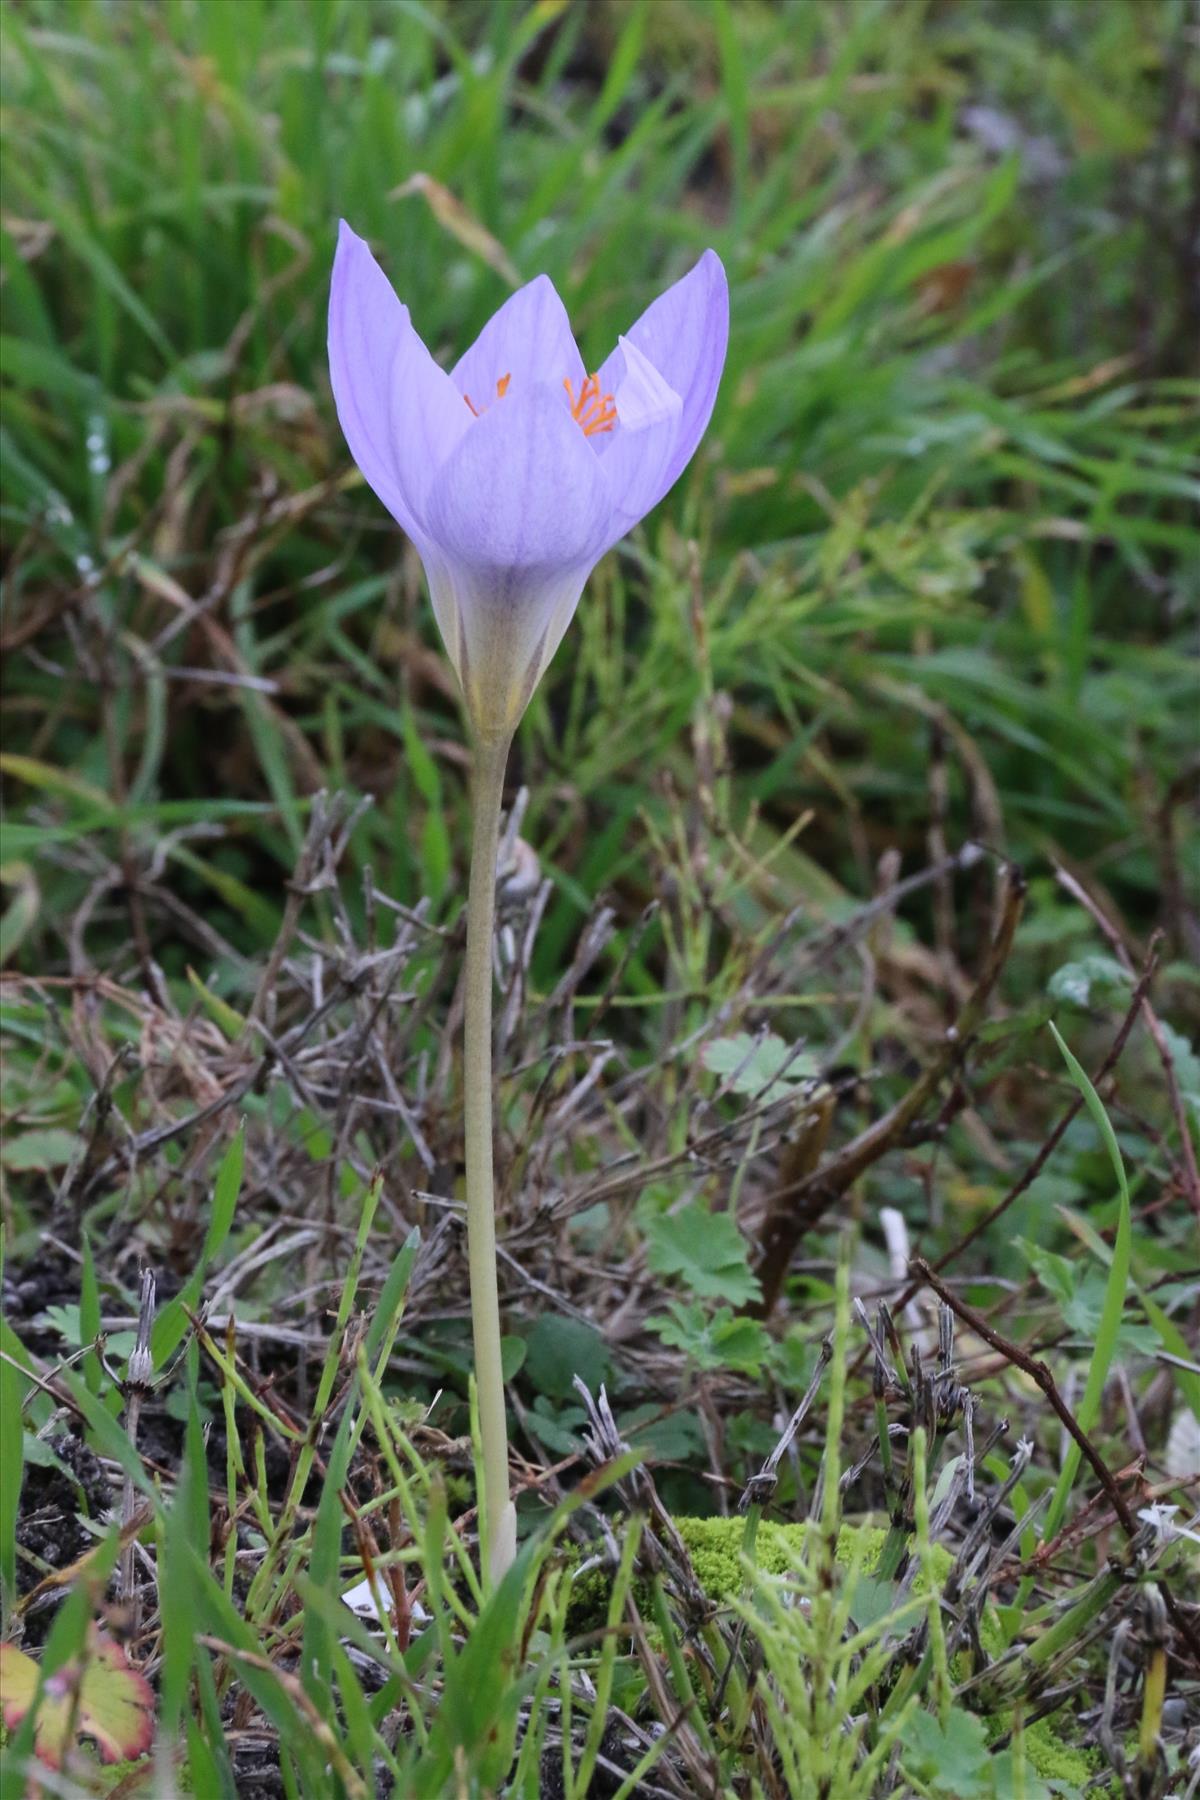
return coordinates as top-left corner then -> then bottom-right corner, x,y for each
648,1302 -> 770,1375
900,1706 -> 993,1797
644,1202 -> 761,1305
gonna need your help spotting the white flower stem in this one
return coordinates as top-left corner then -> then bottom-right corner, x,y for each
463,727 -> 517,1587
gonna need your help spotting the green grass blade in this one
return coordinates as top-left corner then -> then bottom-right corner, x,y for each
1042,1021 -> 1132,1546
150,1121 -> 245,1369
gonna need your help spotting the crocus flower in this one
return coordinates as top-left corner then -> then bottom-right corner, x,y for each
329,221 -> 728,735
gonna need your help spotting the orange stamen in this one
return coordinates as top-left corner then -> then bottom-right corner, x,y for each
563,372 -> 617,437
463,373 -> 512,416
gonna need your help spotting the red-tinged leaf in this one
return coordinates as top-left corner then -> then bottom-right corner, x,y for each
0,1640 -> 39,1728
0,1633 -> 155,1770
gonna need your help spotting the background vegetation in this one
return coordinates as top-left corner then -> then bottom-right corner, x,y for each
1,0 -> 1197,1795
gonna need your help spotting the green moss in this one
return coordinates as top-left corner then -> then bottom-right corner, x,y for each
567,1516 -> 1100,1790
569,1515 -> 933,1632
671,1514 -> 933,1592
1008,1716 -> 1098,1790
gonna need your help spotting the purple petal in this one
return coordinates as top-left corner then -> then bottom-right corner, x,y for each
613,334 -> 682,432
595,336 -> 683,545
451,274 -> 586,413
596,248 -> 728,509
328,220 -> 470,539
424,383 -> 611,729
427,382 -> 609,575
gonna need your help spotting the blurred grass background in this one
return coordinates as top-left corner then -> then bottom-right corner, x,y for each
1,0 -> 1196,1229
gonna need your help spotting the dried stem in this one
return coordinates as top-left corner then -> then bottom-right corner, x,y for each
119,1268 -> 156,1619
1053,867 -> 1200,1225
752,863 -> 1025,1315
910,1257 -> 1137,1535
910,1256 -> 1200,1668
464,729 -> 517,1586
932,938 -> 1160,1276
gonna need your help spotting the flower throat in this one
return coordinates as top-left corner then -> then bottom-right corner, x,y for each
462,370 -> 616,437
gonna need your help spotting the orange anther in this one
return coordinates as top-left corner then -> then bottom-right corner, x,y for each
564,372 -> 617,437
464,373 -> 511,417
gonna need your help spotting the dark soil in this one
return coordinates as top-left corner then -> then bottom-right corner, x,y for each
2,1247 -> 80,1355
16,1432 -> 114,1645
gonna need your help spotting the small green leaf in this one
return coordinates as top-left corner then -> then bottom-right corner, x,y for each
524,1315 -> 609,1400
706,1312 -> 772,1374
618,1405 -> 706,1463
900,1706 -> 994,1797
846,1572 -> 899,1630
649,1302 -> 771,1375
1014,1237 -> 1076,1307
1047,955 -> 1133,1010
523,1398 -> 587,1457
0,1128 -> 81,1172
499,1334 -> 527,1382
702,1032 -> 817,1103
644,1202 -> 761,1305
0,1633 -> 155,1770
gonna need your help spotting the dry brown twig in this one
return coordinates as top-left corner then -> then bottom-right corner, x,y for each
1053,864 -> 1200,1228
751,863 -> 1026,1315
909,1256 -> 1200,1669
